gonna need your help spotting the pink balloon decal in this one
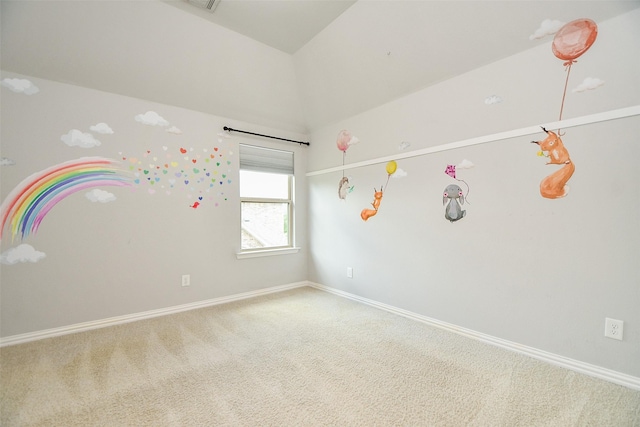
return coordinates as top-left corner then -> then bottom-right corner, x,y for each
551,18 -> 598,123
336,130 -> 352,152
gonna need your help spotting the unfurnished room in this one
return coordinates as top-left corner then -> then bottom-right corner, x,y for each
1,0 -> 639,425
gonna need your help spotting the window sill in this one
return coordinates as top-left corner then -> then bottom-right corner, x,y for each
236,247 -> 300,259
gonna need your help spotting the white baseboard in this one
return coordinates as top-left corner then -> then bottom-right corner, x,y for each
0,281 -> 308,348
308,282 -> 640,392
3,280 -> 638,391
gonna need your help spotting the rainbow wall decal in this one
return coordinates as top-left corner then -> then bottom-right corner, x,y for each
0,157 -> 131,241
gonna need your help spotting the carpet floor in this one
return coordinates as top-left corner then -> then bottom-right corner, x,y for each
1,287 -> 639,426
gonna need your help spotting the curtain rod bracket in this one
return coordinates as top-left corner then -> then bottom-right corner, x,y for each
223,126 -> 310,146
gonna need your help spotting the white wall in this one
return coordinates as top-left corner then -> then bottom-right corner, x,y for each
306,10 -> 640,377
1,0 -> 310,338
0,74 -> 308,337
0,0 -> 307,133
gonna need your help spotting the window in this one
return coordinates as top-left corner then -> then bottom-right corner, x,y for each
239,144 -> 294,252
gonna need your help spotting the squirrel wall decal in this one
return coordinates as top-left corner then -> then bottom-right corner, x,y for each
531,127 -> 575,199
360,187 -> 383,221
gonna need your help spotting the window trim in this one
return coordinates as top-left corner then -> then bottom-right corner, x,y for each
236,246 -> 300,259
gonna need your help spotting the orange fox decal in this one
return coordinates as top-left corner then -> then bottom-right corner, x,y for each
360,188 -> 383,221
532,127 -> 575,199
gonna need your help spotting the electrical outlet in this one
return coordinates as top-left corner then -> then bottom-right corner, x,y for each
604,318 -> 623,340
181,274 -> 190,287
347,267 -> 353,278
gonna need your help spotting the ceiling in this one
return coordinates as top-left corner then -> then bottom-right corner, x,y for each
2,1 -> 639,133
165,0 -> 358,54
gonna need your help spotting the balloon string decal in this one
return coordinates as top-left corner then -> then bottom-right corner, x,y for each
459,179 -> 471,204
336,130 -> 359,200
558,61 -> 575,134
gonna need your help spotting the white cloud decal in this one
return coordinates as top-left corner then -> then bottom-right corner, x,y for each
391,168 -> 407,178
135,111 -> 169,127
166,126 -> 182,135
529,19 -> 565,40
484,95 -> 502,105
90,122 -> 114,134
61,129 -> 101,148
398,141 -> 411,151
1,244 -> 46,265
85,189 -> 116,203
457,159 -> 475,169
573,77 -> 604,93
1,78 -> 40,95
1,157 -> 16,166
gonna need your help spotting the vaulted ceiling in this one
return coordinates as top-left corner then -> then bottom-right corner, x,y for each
165,0 -> 358,54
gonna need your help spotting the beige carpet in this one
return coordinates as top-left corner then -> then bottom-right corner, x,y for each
1,287 -> 639,426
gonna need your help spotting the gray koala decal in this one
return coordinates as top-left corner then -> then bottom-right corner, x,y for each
443,184 -> 466,222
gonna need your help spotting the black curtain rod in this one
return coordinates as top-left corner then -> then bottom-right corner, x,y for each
223,126 -> 310,146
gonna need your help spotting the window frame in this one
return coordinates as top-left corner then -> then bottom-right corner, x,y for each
237,144 -> 297,258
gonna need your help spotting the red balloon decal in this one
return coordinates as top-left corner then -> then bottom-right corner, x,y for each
552,19 -> 597,63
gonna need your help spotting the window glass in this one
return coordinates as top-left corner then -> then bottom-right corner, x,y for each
239,163 -> 293,251
239,170 -> 289,199
241,202 -> 289,249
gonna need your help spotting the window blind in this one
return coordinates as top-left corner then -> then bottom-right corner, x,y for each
239,144 -> 294,175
